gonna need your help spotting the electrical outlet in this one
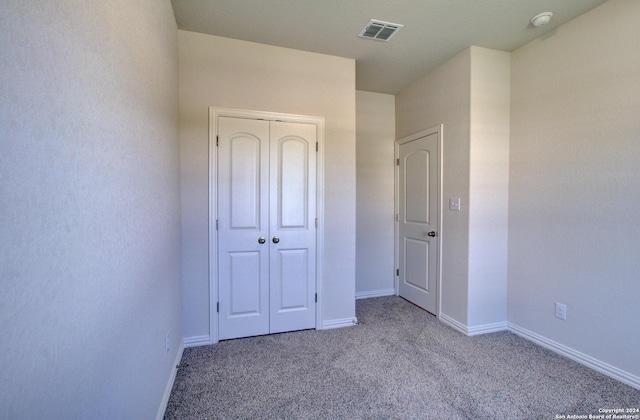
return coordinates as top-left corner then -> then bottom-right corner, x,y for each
165,334 -> 170,354
555,302 -> 567,320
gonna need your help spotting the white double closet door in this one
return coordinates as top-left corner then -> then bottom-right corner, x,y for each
217,116 -> 317,340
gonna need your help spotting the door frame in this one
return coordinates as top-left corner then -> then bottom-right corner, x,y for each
208,107 -> 325,344
394,125 -> 443,318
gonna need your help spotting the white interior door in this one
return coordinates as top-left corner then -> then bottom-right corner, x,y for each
217,117 -> 270,340
397,129 -> 440,314
269,121 -> 317,334
217,116 -> 316,340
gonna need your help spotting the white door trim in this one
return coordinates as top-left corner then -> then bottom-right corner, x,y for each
394,125 -> 443,318
208,107 -> 325,343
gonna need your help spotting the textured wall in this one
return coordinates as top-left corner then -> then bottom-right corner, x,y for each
509,0 -> 640,379
178,31 -> 356,340
0,1 -> 181,418
355,91 -> 396,297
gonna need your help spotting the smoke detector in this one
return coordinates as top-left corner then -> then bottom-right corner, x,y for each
531,12 -> 553,27
359,19 -> 403,41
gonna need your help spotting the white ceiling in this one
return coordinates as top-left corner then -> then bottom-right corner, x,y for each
171,0 -> 607,94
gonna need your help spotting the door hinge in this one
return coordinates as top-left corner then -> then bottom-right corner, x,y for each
395,213 -> 399,222
315,218 -> 318,228
396,268 -> 399,276
216,135 -> 219,147
216,302 -> 219,313
216,219 -> 219,230
315,293 -> 318,303
316,142 -> 319,152
396,158 -> 400,166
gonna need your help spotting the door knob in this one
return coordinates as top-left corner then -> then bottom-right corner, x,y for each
427,231 -> 437,237
272,237 -> 280,244
258,237 -> 266,244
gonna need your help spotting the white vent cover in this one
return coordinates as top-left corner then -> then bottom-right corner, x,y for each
359,19 -> 403,41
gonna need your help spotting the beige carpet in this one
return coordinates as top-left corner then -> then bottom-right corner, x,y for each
165,296 -> 639,419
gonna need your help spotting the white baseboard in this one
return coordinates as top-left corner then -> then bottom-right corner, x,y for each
467,321 -> 507,336
184,335 -> 211,348
355,288 -> 396,300
322,317 -> 358,330
439,313 -> 507,336
508,322 -> 640,391
437,315 -> 639,390
439,313 -> 468,335
156,339 -> 185,420
185,318 -> 360,339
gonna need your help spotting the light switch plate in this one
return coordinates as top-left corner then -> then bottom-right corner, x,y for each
449,197 -> 460,212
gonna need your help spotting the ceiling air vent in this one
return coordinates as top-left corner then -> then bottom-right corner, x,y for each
359,19 -> 403,42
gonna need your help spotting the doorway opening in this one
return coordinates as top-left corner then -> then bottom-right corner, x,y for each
395,125 -> 443,317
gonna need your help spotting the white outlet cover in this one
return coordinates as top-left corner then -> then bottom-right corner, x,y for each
449,197 -> 461,211
555,302 -> 567,320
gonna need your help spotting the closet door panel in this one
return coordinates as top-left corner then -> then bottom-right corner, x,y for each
269,121 -> 317,334
218,117 -> 270,340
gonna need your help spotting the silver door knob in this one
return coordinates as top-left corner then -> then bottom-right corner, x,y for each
272,237 -> 280,244
427,231 -> 437,237
258,237 -> 266,244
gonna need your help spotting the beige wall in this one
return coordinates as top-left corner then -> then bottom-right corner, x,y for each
356,91 -> 396,297
396,47 -> 510,332
396,49 -> 472,325
0,1 -> 181,417
468,47 -> 510,329
178,31 -> 357,340
508,0 -> 640,382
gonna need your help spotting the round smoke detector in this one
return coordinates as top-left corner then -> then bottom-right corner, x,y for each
531,12 -> 553,27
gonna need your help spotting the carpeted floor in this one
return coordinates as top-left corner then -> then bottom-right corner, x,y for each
165,296 -> 639,419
